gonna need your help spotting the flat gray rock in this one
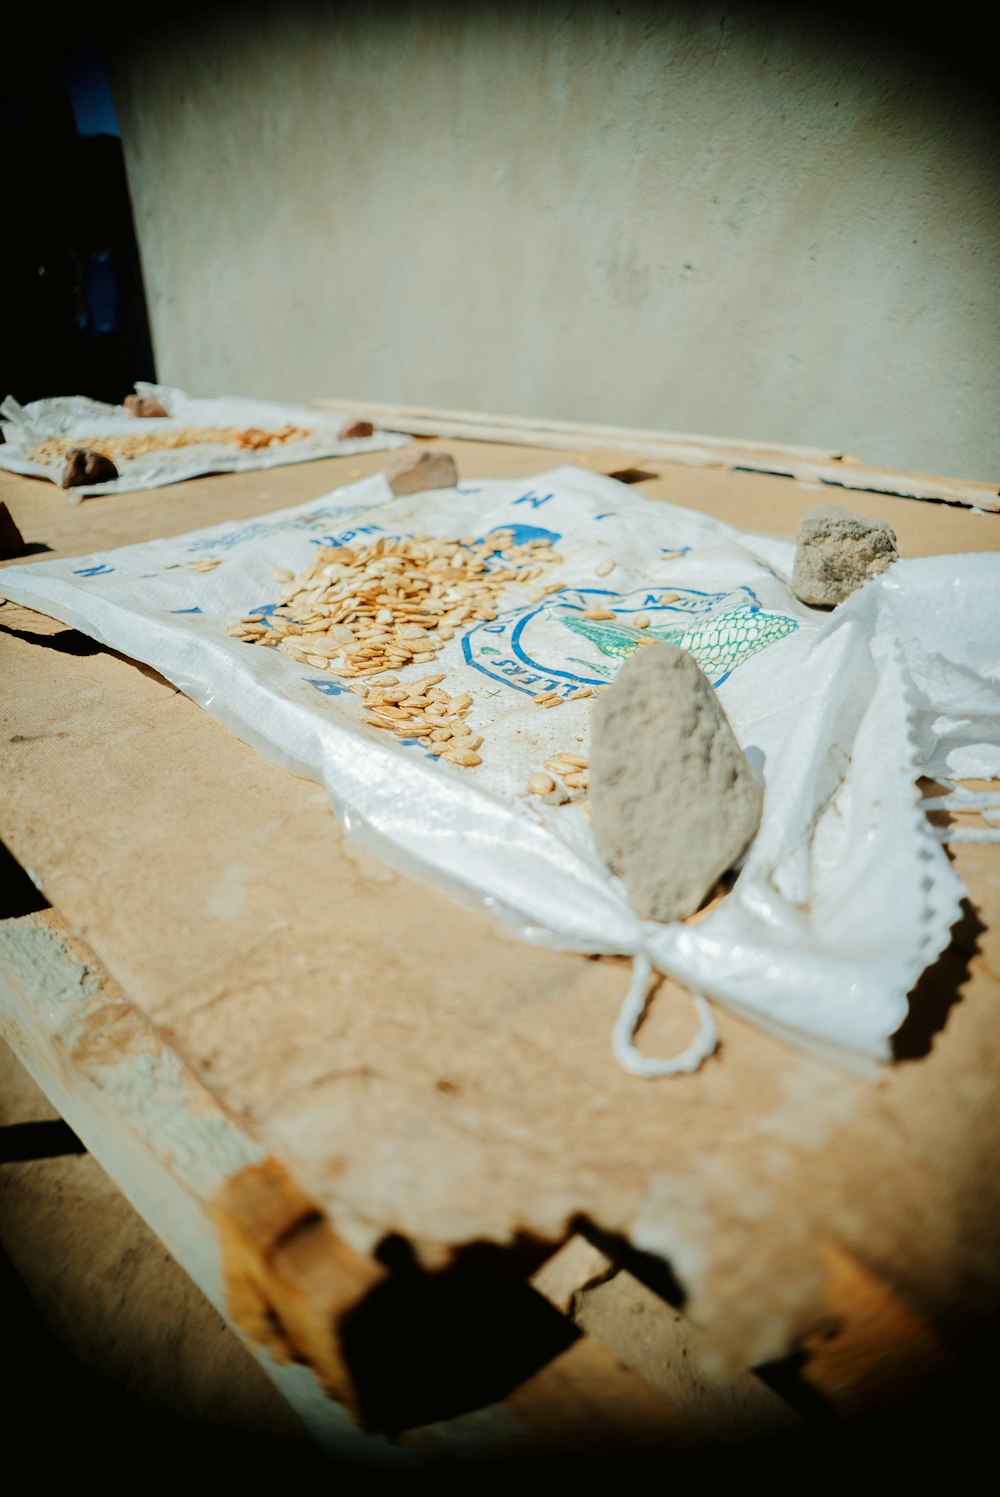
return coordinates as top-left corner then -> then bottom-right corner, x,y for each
589,642 -> 762,923
792,503 -> 898,607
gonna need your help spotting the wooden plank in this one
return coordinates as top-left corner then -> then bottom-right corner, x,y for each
529,1234 -> 951,1424
1,441 -> 998,1386
210,1158 -> 384,1420
315,399 -> 1000,510
0,908 -> 400,1463
530,1234 -> 617,1314
531,1237 -> 803,1439
0,908 -> 689,1456
530,1233 -> 952,1425
316,398 -> 848,462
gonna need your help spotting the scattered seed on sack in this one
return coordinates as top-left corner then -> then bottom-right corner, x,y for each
353,678 -> 486,765
32,424 -> 311,466
547,752 -> 589,770
537,752 -> 590,799
528,773 -> 556,796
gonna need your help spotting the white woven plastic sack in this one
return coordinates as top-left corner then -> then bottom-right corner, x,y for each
3,465 -> 998,1075
0,382 -> 408,500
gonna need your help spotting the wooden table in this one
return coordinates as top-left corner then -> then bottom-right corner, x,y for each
2,412 -> 998,1459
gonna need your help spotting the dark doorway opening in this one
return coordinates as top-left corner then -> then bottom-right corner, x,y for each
0,38 -> 156,408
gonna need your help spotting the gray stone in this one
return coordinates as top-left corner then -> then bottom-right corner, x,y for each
792,503 -> 898,607
589,642 -> 763,923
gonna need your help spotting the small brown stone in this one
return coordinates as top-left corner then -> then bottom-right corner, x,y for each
61,448 -> 119,489
124,394 -> 169,418
384,447 -> 458,497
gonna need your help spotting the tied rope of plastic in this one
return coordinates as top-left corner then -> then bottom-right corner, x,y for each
612,951 -> 719,1077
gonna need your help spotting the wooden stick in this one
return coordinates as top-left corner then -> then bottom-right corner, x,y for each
315,398 -> 1000,511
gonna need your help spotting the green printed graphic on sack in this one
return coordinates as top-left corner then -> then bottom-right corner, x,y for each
463,585 -> 799,696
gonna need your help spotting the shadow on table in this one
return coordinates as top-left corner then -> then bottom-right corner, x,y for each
5,1212 -> 997,1485
893,897 -> 984,1061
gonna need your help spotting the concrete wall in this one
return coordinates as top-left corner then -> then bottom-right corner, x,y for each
110,4 -> 1000,480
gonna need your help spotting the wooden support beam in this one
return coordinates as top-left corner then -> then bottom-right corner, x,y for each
798,1244 -> 952,1416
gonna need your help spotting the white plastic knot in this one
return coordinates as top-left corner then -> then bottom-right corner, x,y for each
612,951 -> 719,1078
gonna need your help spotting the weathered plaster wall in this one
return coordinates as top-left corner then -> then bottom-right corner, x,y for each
111,4 -> 1000,478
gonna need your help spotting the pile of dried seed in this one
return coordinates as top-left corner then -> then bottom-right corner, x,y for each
358,675 -> 484,766
228,530 -> 559,682
227,528 -> 560,768
31,424 -> 310,466
529,752 -> 589,796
